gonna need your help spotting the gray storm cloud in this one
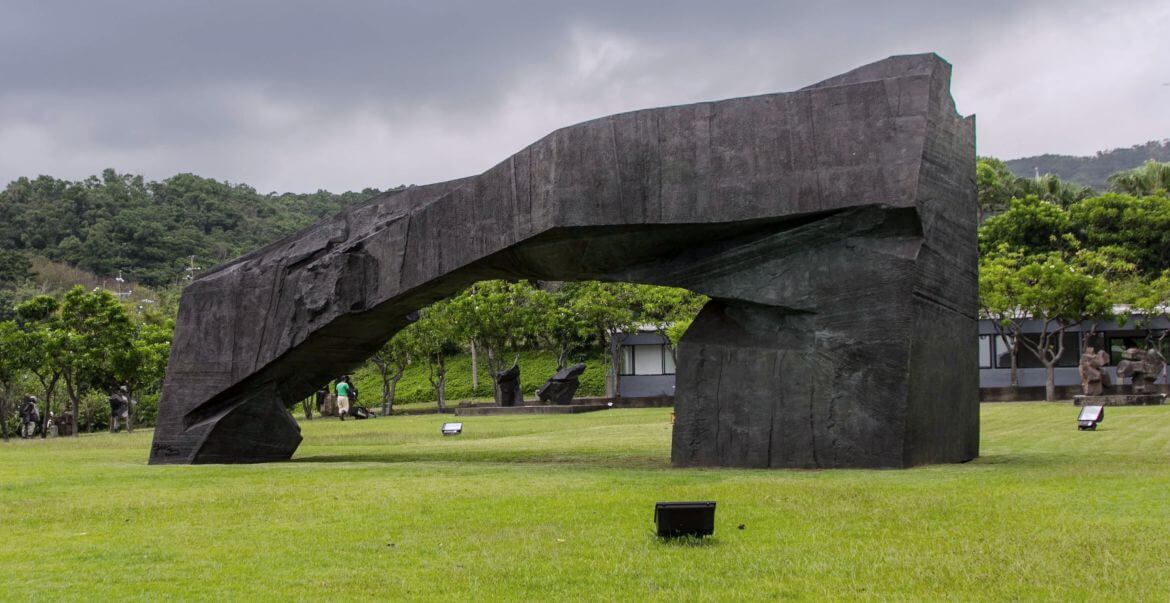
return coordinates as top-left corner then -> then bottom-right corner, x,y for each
1,0 -> 1167,192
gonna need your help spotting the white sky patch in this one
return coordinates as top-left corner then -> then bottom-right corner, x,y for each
963,1 -> 1170,158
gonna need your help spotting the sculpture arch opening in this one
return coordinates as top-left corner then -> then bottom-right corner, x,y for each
150,53 -> 978,468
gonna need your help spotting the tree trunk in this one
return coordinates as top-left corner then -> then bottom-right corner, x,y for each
1009,344 -> 1019,390
64,374 -> 80,439
302,396 -> 312,420
432,355 -> 448,412
556,346 -> 567,371
608,332 -> 622,398
1044,361 -> 1057,401
126,387 -> 135,434
40,377 -> 57,440
385,367 -> 404,415
470,339 -> 479,393
0,397 -> 8,442
372,358 -> 391,414
486,347 -> 503,405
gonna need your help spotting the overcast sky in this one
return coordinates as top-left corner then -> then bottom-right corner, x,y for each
1,0 -> 1167,193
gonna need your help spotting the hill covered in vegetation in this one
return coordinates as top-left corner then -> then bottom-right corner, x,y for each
0,169 -> 385,287
1005,139 -> 1170,191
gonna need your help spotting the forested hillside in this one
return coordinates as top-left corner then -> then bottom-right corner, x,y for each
1005,139 -> 1170,191
0,170 -> 384,287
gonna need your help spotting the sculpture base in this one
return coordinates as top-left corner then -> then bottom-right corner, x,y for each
455,404 -> 610,416
1073,394 -> 1167,407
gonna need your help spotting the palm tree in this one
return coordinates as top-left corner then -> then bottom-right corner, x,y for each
1025,174 -> 1094,208
1108,160 -> 1170,197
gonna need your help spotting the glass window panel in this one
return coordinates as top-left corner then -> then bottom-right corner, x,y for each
995,335 -> 1015,369
1107,335 -> 1170,365
996,333 -> 1079,368
619,345 -> 634,375
664,347 -> 677,375
633,345 -> 665,375
978,335 -> 991,369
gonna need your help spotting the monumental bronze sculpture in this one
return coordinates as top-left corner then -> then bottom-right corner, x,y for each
150,53 -> 978,468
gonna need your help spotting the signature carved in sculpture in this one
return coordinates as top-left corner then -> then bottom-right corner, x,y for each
150,53 -> 978,468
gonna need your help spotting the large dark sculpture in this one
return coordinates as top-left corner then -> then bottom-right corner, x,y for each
536,363 -> 587,405
150,53 -> 978,468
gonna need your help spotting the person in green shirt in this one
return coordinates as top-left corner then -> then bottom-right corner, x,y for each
335,378 -> 351,421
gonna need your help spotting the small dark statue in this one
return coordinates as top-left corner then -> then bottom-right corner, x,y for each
495,364 -> 523,407
108,386 -> 132,433
1116,347 -> 1167,393
1078,347 -> 1111,396
536,363 -> 586,405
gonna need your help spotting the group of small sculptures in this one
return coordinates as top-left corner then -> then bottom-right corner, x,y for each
494,363 -> 587,407
1079,345 -> 1167,395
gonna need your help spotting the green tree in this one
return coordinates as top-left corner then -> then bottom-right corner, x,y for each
114,319 -> 173,428
976,157 -> 1024,222
1108,160 -> 1170,197
406,300 -> 459,411
59,287 -> 136,436
449,281 -> 543,404
984,252 -> 1112,400
1068,193 -> 1170,277
566,282 -> 639,398
0,321 -> 21,442
975,158 -> 1093,221
0,250 -> 33,289
978,195 -> 1071,257
634,285 -> 707,364
1027,174 -> 1095,209
530,286 -> 590,370
979,250 -> 1030,390
368,330 -> 414,415
12,296 -> 67,438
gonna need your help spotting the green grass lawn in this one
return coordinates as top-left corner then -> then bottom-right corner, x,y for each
2,403 -> 1170,600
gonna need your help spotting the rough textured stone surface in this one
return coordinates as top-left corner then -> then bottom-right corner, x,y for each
1079,348 -> 1111,395
536,363 -> 587,405
495,364 -> 523,407
1074,394 -> 1167,406
1116,348 -> 1166,393
150,53 -> 978,468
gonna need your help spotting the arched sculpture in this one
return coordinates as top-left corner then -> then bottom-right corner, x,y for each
150,53 -> 978,468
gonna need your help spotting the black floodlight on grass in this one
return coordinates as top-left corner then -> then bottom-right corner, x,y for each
654,501 -> 716,538
1078,405 -> 1104,431
441,422 -> 463,436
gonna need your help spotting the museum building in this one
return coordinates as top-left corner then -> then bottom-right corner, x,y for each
977,312 -> 1170,400
620,314 -> 1170,402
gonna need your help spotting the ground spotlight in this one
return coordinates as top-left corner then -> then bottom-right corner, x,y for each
441,422 -> 463,436
654,501 -> 716,538
1077,405 -> 1104,431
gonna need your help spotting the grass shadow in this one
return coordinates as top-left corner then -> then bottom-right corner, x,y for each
290,451 -> 672,470
655,535 -> 719,548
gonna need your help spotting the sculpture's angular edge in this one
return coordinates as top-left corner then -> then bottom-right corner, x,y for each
149,53 -> 978,468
